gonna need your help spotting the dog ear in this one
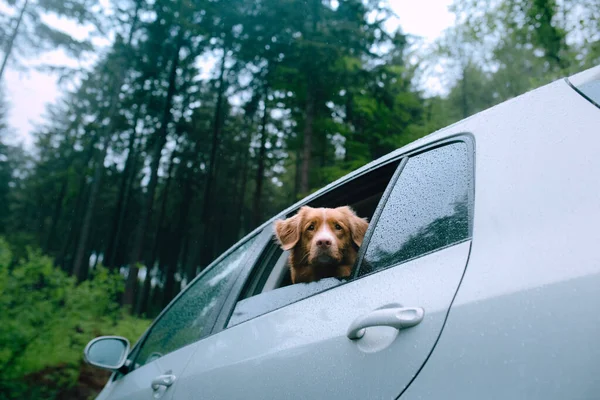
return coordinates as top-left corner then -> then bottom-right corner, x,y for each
274,212 -> 302,251
336,206 -> 369,247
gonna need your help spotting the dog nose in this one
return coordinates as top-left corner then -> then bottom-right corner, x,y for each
316,239 -> 332,247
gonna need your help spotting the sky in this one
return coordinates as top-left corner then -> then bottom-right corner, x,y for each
2,0 -> 455,149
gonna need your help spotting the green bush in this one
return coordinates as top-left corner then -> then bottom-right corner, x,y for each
0,238 -> 150,400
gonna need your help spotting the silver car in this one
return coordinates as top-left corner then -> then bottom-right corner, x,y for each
84,64 -> 600,400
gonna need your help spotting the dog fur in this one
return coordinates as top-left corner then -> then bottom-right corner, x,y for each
274,206 -> 369,284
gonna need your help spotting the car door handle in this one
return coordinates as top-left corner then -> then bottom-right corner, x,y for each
347,307 -> 425,340
151,374 -> 176,391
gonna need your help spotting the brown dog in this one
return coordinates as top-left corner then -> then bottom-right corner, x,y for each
274,206 -> 369,284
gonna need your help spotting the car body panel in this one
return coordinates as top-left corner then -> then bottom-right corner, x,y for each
173,241 -> 471,400
95,342 -> 198,400
400,77 -> 600,398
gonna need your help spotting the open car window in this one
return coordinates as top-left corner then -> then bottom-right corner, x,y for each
226,136 -> 474,328
225,158 -> 400,328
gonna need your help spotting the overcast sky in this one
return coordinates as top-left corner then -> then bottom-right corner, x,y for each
3,0 -> 454,149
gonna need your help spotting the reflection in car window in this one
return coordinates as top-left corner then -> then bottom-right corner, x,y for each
134,236 -> 256,368
360,142 -> 472,275
571,77 -> 600,108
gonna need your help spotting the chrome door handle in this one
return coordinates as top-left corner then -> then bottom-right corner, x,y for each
347,307 -> 425,340
151,374 -> 176,391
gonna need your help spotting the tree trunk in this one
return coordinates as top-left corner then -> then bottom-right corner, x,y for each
300,86 -> 314,195
104,128 -> 138,268
0,0 -> 28,81
164,178 -> 193,307
91,230 -> 100,271
299,0 -> 320,196
252,95 -> 269,227
99,0 -> 143,269
123,31 -> 183,307
56,136 -> 99,270
181,234 -> 191,282
461,63 -> 469,119
162,237 -> 184,307
71,81 -> 122,280
198,46 -> 228,268
202,49 -> 228,216
71,1 -> 142,280
234,140 -> 250,236
72,140 -> 108,281
294,149 -> 301,201
135,150 -> 177,316
44,177 -> 67,253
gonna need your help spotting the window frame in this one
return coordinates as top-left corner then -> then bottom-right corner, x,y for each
213,133 -> 475,332
120,228 -> 267,375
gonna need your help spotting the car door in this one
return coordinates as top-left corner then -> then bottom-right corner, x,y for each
172,137 -> 475,399
95,234 -> 262,400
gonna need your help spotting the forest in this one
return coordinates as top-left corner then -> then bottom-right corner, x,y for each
0,0 -> 598,398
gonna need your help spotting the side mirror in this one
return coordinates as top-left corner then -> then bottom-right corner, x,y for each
84,336 -> 130,371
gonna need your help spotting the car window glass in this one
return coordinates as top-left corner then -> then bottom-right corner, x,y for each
133,236 -> 256,368
577,80 -> 600,106
569,72 -> 600,109
360,142 -> 472,275
229,277 -> 343,327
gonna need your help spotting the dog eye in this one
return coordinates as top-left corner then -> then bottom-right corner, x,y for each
334,224 -> 342,230
307,224 -> 315,231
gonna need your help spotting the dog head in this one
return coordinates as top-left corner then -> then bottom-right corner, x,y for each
274,206 -> 369,268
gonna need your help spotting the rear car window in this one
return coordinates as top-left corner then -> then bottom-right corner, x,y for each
359,141 -> 473,276
568,66 -> 600,109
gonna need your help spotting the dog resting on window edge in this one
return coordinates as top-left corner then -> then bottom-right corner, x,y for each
274,206 -> 369,284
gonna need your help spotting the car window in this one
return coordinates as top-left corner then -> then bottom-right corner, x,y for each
225,161 -> 401,327
359,141 -> 473,275
576,79 -> 600,107
568,67 -> 600,109
133,236 -> 257,369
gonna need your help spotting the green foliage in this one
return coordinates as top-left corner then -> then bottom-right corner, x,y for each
0,239 -> 150,400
